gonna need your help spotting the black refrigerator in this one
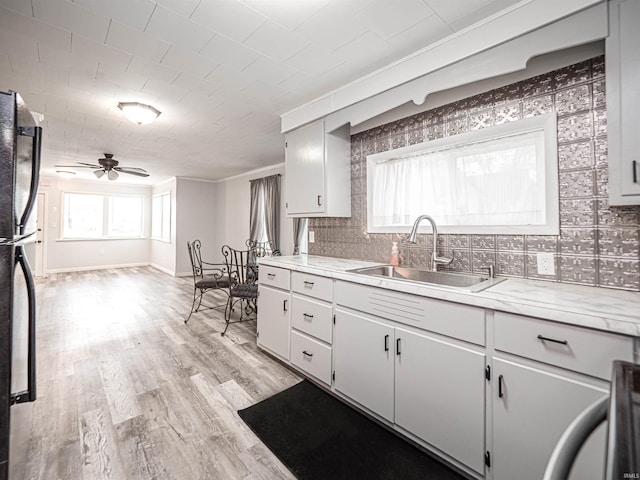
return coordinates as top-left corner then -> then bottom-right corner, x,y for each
0,91 -> 41,480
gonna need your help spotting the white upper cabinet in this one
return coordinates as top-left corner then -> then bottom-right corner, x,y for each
284,120 -> 351,217
606,0 -> 640,205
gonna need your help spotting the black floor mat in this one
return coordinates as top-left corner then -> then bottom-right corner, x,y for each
238,380 -> 468,480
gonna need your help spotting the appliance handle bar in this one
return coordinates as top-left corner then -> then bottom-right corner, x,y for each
14,244 -> 36,403
17,125 -> 42,235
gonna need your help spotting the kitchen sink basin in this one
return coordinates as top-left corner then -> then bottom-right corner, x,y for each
346,265 -> 505,292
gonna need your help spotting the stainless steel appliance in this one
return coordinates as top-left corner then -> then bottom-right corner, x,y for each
0,90 -> 42,480
544,360 -> 640,480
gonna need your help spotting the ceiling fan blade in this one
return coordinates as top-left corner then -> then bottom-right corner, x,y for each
118,170 -> 150,177
54,164 -> 96,168
78,162 -> 102,167
114,166 -> 147,173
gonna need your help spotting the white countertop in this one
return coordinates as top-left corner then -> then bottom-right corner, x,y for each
259,255 -> 640,337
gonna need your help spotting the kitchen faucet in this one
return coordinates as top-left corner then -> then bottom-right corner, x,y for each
406,214 -> 453,272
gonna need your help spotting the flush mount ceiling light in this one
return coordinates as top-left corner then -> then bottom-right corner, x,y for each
117,102 -> 161,125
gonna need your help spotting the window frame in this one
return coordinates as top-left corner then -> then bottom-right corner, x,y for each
366,113 -> 559,235
60,191 -> 145,240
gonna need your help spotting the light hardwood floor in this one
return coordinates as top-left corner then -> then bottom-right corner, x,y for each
9,266 -> 301,480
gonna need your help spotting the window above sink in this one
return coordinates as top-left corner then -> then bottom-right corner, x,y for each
366,113 -> 559,235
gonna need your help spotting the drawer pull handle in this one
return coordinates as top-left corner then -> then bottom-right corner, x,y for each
537,334 -> 568,346
498,375 -> 504,398
283,299 -> 288,312
302,350 -> 313,358
384,334 -> 389,352
303,281 -> 314,288
396,338 -> 401,356
267,273 -> 276,279
303,313 -> 314,321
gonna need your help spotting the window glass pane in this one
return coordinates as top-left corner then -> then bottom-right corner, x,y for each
161,193 -> 170,240
62,193 -> 103,238
152,192 -> 171,241
108,195 -> 143,237
367,114 -> 558,235
152,195 -> 162,239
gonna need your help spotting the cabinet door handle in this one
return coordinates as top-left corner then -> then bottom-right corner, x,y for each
283,299 -> 288,312
317,195 -> 322,206
396,338 -> 401,356
498,375 -> 504,398
633,160 -> 638,184
537,334 -> 568,346
384,334 -> 389,352
303,281 -> 314,288
267,273 -> 275,279
302,350 -> 313,358
303,313 -> 314,321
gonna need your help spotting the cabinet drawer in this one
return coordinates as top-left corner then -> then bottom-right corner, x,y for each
259,266 -> 290,290
291,272 -> 332,302
494,312 -> 635,380
291,294 -> 333,343
290,331 -> 332,386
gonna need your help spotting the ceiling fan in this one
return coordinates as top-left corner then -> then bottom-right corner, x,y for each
55,154 -> 149,180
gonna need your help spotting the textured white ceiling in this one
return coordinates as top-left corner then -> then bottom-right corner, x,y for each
0,0 -> 521,184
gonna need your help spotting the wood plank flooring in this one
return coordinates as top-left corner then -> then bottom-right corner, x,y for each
9,267 -> 301,480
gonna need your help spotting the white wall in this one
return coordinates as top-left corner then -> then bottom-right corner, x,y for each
175,178 -> 219,275
150,178 -> 176,275
214,163 -> 294,258
38,176 -> 152,273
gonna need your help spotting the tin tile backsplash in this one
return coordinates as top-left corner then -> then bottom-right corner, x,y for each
308,56 -> 640,291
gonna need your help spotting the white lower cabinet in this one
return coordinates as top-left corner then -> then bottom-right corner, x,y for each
256,267 -> 635,480
492,358 -> 608,480
333,308 -> 395,422
333,308 -> 486,475
395,327 -> 486,475
256,285 -> 290,361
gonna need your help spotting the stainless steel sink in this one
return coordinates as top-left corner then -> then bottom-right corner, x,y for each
346,265 -> 505,292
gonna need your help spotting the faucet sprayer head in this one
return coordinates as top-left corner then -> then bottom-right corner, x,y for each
405,232 -> 418,244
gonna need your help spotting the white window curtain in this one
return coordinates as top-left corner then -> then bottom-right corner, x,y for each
371,130 -> 546,229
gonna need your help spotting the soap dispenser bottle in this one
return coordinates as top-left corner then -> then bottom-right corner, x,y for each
390,241 -> 399,266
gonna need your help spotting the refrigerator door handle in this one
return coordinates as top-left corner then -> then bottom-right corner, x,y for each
11,245 -> 36,404
17,125 -> 42,235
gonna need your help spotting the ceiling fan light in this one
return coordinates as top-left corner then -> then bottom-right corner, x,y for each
108,170 -> 119,181
94,170 -> 105,179
117,102 -> 161,125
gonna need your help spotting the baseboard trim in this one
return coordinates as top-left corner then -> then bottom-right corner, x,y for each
148,263 -> 176,276
47,262 -> 151,274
